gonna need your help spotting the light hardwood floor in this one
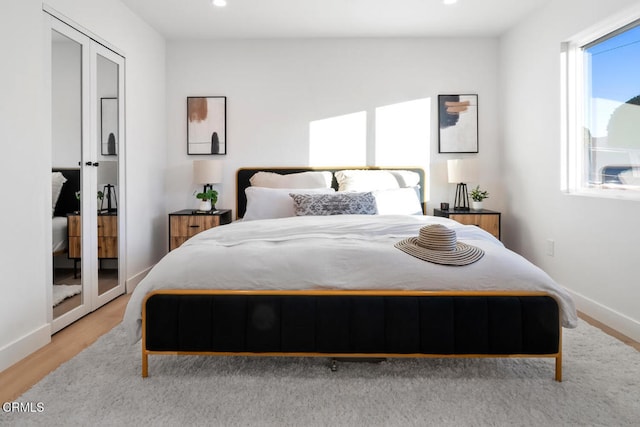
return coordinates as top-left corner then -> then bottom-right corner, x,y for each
0,294 -> 130,403
1,299 -> 638,403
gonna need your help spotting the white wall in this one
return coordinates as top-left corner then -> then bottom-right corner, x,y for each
0,0 -> 52,374
0,0 -> 166,372
500,0 -> 640,341
165,38 -> 502,218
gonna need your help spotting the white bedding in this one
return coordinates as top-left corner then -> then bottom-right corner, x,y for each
124,215 -> 578,341
52,216 -> 67,254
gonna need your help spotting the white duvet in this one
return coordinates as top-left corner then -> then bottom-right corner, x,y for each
124,215 -> 578,341
52,216 -> 67,253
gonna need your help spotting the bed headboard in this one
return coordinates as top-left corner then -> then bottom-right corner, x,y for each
236,167 -> 426,219
53,168 -> 80,217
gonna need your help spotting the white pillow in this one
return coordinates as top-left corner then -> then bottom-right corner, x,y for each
388,170 -> 421,188
249,171 -> 333,189
335,170 -> 400,192
373,187 -> 423,215
52,172 -> 67,217
243,187 -> 335,221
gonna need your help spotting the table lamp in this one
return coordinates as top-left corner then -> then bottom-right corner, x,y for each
193,160 -> 222,211
447,158 -> 477,211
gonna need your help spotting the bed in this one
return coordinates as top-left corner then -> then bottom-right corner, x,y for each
124,167 -> 577,381
52,168 -> 80,255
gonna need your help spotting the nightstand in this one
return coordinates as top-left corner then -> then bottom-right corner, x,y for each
433,208 -> 501,240
168,209 -> 232,251
67,212 -> 118,278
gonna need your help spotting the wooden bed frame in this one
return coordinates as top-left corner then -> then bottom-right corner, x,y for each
141,167 -> 563,380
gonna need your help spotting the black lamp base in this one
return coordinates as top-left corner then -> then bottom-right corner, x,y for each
453,183 -> 470,211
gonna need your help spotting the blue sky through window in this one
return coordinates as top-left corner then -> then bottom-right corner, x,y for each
587,24 -> 640,102
585,24 -> 640,138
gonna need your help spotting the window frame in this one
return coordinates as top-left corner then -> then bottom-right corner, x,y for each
561,9 -> 640,200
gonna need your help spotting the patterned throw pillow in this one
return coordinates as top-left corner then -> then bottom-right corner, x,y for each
289,192 -> 378,216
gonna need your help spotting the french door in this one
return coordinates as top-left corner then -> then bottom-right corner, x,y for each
46,12 -> 126,333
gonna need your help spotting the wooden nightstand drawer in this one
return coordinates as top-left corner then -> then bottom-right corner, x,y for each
67,214 -> 118,258
170,215 -> 219,237
69,236 -> 81,259
98,237 -> 118,258
433,208 -> 501,240
68,215 -> 117,237
169,209 -> 232,251
98,215 -> 117,237
68,215 -> 81,237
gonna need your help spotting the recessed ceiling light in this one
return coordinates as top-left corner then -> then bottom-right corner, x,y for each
212,0 -> 227,7
443,0 -> 458,5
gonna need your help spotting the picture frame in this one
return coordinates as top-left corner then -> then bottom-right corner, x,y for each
438,94 -> 478,153
187,96 -> 227,155
100,98 -> 118,156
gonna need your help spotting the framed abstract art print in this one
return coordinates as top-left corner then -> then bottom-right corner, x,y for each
438,94 -> 478,153
187,96 -> 227,155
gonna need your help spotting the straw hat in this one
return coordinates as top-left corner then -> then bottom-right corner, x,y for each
395,224 -> 484,266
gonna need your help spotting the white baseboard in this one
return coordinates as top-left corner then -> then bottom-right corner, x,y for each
125,265 -> 153,294
1,266 -> 153,374
569,289 -> 640,343
0,325 -> 51,374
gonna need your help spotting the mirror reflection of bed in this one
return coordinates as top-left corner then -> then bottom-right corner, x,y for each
51,167 -> 120,318
52,168 -> 81,317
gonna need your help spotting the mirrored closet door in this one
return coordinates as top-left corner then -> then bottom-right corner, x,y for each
47,13 -> 126,333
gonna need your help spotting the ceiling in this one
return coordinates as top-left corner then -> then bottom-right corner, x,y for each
119,0 -> 550,40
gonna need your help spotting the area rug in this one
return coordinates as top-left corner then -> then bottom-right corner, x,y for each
51,284 -> 82,307
3,320 -> 639,426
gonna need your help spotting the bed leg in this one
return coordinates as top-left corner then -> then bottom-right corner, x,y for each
330,358 -> 338,372
142,351 -> 148,378
555,354 -> 562,382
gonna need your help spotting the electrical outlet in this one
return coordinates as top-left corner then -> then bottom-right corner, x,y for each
546,239 -> 555,256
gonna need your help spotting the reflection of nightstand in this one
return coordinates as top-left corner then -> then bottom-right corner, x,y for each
67,213 -> 118,278
434,208 -> 501,240
169,209 -> 232,251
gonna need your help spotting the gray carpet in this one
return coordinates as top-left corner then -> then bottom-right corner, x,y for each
3,320 -> 639,426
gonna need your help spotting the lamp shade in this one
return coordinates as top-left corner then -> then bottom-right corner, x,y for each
193,160 -> 223,184
447,158 -> 477,183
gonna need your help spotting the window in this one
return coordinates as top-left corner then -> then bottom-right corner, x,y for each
563,17 -> 640,197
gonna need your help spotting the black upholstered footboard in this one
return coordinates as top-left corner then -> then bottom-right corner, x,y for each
142,290 -> 562,380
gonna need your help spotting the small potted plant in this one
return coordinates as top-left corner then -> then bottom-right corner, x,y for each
74,190 -> 105,213
470,185 -> 489,210
195,188 -> 218,211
